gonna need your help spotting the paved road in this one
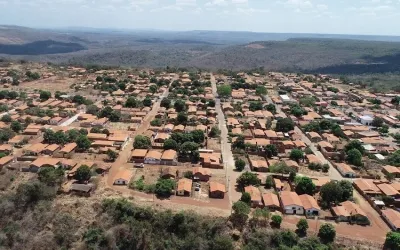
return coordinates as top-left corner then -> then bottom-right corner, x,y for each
60,112 -> 83,127
211,74 -> 240,206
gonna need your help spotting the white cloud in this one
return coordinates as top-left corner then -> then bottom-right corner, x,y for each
236,7 -> 269,14
176,0 -> 196,6
205,0 -> 227,7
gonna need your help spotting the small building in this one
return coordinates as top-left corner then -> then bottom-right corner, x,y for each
360,115 -> 373,126
161,150 -> 178,165
382,209 -> 400,231
262,192 -> 280,211
335,163 -> 356,178
0,156 -> 14,169
144,150 -> 162,164
192,167 -> 211,182
332,201 -> 369,224
59,142 -> 77,157
382,165 -> 400,178
299,194 -> 320,216
176,178 -> 192,196
209,182 -> 226,199
70,184 -> 92,196
113,170 -> 132,185
279,191 -> 304,215
244,185 -> 263,208
160,167 -> 176,179
130,149 -> 148,163
250,159 -> 269,172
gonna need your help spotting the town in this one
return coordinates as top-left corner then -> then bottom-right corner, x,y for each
1,61 -> 400,248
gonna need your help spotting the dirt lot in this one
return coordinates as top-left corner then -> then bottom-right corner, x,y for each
19,76 -> 77,92
206,138 -> 221,153
107,122 -> 138,132
298,164 -> 329,177
73,152 -> 108,162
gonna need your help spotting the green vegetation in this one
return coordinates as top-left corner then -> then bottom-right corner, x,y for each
236,171 -> 260,190
318,224 -> 336,244
217,85 -> 232,98
295,176 -> 316,195
133,135 -> 151,149
75,165 -> 91,182
235,158 -> 246,171
296,218 -> 309,237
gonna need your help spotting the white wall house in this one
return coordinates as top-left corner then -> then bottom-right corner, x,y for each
360,115 -> 373,126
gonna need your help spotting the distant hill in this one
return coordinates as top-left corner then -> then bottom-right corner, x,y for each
2,25 -> 400,75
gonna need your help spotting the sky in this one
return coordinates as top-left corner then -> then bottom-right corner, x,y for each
0,0 -> 400,35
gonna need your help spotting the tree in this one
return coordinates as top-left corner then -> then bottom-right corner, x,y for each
249,101 -> 263,111
179,141 -> 199,155
231,201 -> 250,227
271,215 -> 282,228
388,150 -> 400,167
235,159 -> 246,171
98,106 -> 113,118
149,85 -> 158,94
109,111 -> 121,122
208,100 -> 215,107
177,112 -> 188,125
10,121 -> 22,133
75,165 -> 91,182
290,149 -> 304,163
86,105 -> 99,115
346,148 -> 363,166
339,180 -> 353,201
318,224 -> 336,243
160,98 -> 171,109
275,118 -> 294,132
150,118 -> 162,127
265,176 -> 274,189
133,135 -> 151,149
155,179 -> 175,197
265,144 -> 278,158
291,106 -> 305,117
143,97 -> 152,107
265,104 -> 277,114
107,149 -> 118,162
321,181 -> 344,206
236,171 -> 260,190
372,116 -> 384,127
295,177 -> 316,195
76,135 -> 91,151
255,86 -> 267,96
1,114 -> 11,123
174,99 -> 186,112
240,192 -> 251,205
125,96 -> 139,108
345,140 -> 365,155
296,218 -> 309,236
38,167 -> 64,186
385,232 -> 400,250
39,90 -> 51,101
163,139 -> 178,150
209,126 -> 220,138
211,236 -> 234,250
217,85 -> 232,97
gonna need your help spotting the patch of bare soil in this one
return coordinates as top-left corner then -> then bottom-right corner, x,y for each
245,43 -> 265,49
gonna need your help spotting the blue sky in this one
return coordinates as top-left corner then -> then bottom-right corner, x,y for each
0,0 -> 399,35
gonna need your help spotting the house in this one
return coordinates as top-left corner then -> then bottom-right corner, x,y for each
130,149 -> 148,163
70,184 -> 92,196
377,183 -> 400,198
306,154 -> 321,165
279,191 -> 304,215
308,132 -> 322,142
161,150 -> 178,165
335,163 -> 356,178
144,150 -> 162,164
29,157 -> 61,172
160,167 -> 176,179
262,193 -> 280,211
154,133 -> 170,143
353,179 -> 382,196
24,143 -> 48,156
192,167 -> 211,182
176,178 -> 192,196
360,115 -> 373,126
200,152 -> 223,169
274,178 -> 284,191
113,170 -> 132,185
382,165 -> 400,178
244,185 -> 263,208
164,124 -> 174,133
0,144 -> 13,154
209,182 -> 226,199
299,194 -> 320,216
250,159 -> 269,172
42,144 -> 60,155
59,143 -> 77,157
382,209 -> 400,231
332,201 -> 368,224
0,156 -> 14,169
